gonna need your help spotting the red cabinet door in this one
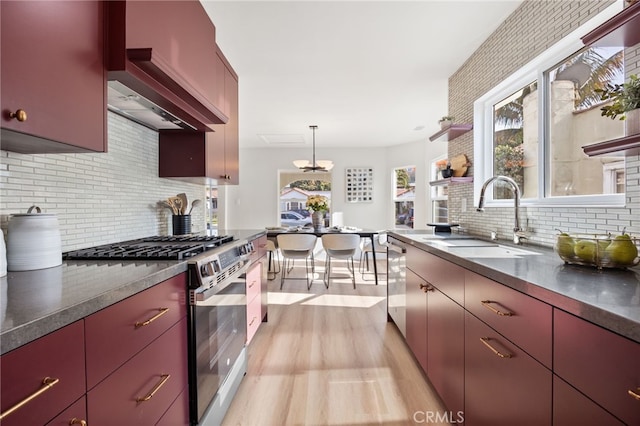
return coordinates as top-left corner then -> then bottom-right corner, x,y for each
427,287 -> 464,415
464,311 -> 551,425
1,1 -> 106,153
554,308 -> 640,425
156,389 -> 189,426
553,375 -> 624,426
87,318 -> 188,425
45,396 -> 87,426
0,321 -> 85,426
405,268 -> 428,372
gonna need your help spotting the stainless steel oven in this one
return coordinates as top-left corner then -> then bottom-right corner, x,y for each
187,241 -> 252,425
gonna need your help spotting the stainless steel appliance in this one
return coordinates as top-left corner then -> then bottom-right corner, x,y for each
64,234 -> 253,425
187,240 -> 252,425
387,237 -> 406,336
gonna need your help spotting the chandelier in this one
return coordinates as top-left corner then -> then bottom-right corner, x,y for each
293,125 -> 334,172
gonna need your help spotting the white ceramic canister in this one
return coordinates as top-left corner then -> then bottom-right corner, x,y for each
7,206 -> 62,271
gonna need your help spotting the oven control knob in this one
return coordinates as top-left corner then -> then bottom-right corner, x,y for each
201,262 -> 215,277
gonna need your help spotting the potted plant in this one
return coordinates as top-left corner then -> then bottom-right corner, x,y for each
438,115 -> 455,130
596,74 -> 640,134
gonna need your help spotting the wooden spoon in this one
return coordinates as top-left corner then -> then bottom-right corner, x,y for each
188,199 -> 201,215
177,193 -> 188,214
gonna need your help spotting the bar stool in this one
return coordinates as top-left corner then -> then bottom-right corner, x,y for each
277,234 -> 317,290
321,234 -> 360,289
266,239 -> 280,280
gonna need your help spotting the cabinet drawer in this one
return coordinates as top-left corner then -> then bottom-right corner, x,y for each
246,263 -> 261,303
87,318 -> 188,425
407,247 -> 464,305
465,271 -> 552,368
85,273 -> 187,389
464,311 -> 551,425
46,396 -> 87,426
247,297 -> 262,344
250,235 -> 267,263
0,321 -> 85,426
156,389 -> 189,426
553,375 -> 624,426
554,309 -> 640,425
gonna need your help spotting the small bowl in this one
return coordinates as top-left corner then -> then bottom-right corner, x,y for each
554,233 -> 640,269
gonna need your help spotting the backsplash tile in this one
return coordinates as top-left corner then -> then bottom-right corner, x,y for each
0,113 -> 207,251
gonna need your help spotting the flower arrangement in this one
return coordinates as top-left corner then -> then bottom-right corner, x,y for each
306,195 -> 329,212
435,159 -> 449,170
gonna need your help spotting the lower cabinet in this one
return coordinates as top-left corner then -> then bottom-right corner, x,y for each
553,375 -> 624,426
246,261 -> 262,344
405,268 -> 428,372
0,321 -> 86,426
464,311 -> 551,425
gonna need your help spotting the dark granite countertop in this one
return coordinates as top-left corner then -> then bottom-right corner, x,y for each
0,229 -> 266,355
389,230 -> 640,344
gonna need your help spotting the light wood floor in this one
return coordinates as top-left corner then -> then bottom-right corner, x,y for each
222,253 -> 448,426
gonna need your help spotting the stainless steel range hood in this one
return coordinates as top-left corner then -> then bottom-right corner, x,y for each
107,80 -> 196,131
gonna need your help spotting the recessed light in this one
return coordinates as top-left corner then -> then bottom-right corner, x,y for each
413,125 -> 425,131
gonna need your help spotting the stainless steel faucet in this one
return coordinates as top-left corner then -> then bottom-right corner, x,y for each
477,175 -> 527,244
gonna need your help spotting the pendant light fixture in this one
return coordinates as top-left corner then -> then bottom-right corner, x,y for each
293,125 -> 334,172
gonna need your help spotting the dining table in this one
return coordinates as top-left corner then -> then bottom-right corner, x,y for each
265,227 -> 382,286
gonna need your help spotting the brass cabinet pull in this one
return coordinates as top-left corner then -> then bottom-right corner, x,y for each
249,317 -> 257,326
480,337 -> 512,358
136,374 -> 170,402
248,280 -> 257,289
69,418 -> 88,426
419,283 -> 434,293
0,377 -> 59,420
628,388 -> 640,401
135,308 -> 169,328
8,109 -> 27,122
481,300 -> 513,316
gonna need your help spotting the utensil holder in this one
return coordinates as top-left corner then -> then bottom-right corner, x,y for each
172,215 -> 191,235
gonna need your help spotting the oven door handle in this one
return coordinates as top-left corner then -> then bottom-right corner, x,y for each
193,261 -> 252,304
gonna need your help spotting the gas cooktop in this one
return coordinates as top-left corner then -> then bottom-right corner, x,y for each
64,235 -> 235,261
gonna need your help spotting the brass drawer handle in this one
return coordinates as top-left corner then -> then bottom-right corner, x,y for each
481,300 -> 513,316
135,308 -> 169,328
69,418 -> 88,426
248,280 -> 257,289
249,317 -> 257,326
480,337 -> 512,358
9,109 -> 27,122
0,377 -> 59,420
419,283 -> 434,293
136,374 -> 170,402
629,388 -> 640,401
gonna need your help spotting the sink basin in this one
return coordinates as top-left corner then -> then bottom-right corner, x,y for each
425,238 -> 498,247
447,244 -> 540,258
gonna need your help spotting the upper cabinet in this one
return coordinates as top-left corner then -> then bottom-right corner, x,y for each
106,0 -> 228,131
581,2 -> 640,157
159,46 -> 239,185
0,1 -> 106,153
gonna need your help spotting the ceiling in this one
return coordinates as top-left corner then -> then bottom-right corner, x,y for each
201,1 -> 524,149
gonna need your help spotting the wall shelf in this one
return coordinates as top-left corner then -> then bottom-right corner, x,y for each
429,124 -> 473,142
581,2 -> 640,47
582,133 -> 640,157
429,176 -> 474,186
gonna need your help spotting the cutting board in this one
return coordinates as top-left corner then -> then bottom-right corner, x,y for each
450,154 -> 470,177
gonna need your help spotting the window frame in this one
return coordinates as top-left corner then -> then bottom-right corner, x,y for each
473,1 -> 624,209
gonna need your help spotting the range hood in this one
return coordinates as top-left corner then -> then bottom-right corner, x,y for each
107,81 -> 197,131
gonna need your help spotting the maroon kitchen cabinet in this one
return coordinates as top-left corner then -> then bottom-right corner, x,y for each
45,396 -> 87,426
0,321 -> 86,426
554,308 -> 640,425
407,244 -> 465,305
158,49 -> 239,185
405,268 -> 428,372
249,234 -> 269,323
107,0 -> 228,129
427,286 -> 464,416
87,318 -> 188,425
0,0 -> 106,153
464,310 -> 552,426
553,375 -> 624,426
84,273 -> 188,389
157,389 -> 189,426
246,262 -> 262,344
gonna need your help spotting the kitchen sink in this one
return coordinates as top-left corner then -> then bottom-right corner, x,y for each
447,244 -> 541,258
424,238 -> 499,247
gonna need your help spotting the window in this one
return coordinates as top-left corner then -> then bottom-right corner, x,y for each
474,3 -> 626,207
431,157 -> 448,222
393,166 -> 415,228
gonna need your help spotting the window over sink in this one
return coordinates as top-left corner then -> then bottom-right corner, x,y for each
474,2 -> 626,208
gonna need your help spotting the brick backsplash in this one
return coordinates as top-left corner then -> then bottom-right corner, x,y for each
0,112 -> 207,251
447,0 -> 640,247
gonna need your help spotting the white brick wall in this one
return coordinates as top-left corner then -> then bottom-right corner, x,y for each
448,0 -> 640,247
0,112 -> 207,251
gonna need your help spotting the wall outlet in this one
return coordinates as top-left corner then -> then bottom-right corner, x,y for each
461,197 -> 467,213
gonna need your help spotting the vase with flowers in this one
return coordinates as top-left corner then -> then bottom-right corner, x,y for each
306,195 -> 329,230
